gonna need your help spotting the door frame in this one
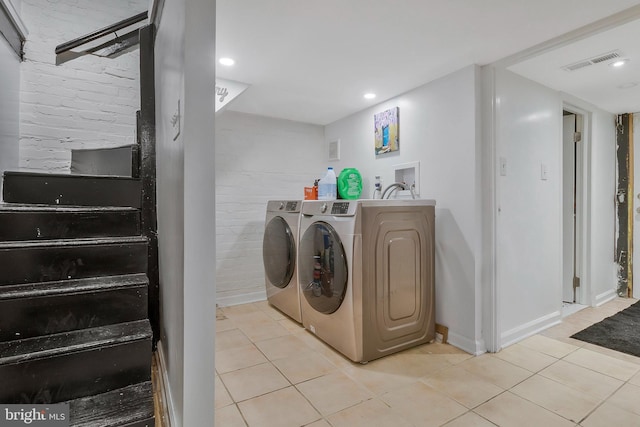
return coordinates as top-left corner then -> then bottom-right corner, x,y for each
633,114 -> 639,299
617,113 -> 634,297
562,103 -> 591,307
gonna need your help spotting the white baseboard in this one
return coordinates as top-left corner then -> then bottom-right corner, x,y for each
216,290 -> 267,307
156,341 -> 176,427
594,288 -> 617,307
500,310 -> 562,349
447,331 -> 486,356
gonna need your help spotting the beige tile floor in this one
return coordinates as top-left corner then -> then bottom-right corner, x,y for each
215,297 -> 640,427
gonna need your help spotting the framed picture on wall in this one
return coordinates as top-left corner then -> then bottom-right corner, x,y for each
374,107 -> 399,155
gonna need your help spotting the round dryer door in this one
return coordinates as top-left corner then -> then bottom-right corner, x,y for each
299,222 -> 348,314
263,216 -> 295,288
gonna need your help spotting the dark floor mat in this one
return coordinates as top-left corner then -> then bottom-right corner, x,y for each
571,301 -> 640,358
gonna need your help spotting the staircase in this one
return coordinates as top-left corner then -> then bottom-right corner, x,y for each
0,171 -> 155,426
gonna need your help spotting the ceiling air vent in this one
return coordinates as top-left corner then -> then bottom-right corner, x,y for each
562,50 -> 623,72
564,61 -> 592,72
590,51 -> 621,64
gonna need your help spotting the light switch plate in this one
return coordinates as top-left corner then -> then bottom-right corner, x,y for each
499,157 -> 507,176
541,163 -> 548,180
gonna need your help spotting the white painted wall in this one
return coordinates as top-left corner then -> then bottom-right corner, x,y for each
589,109 -> 617,303
324,65 -> 484,354
18,0 -> 146,172
215,111 -> 325,305
155,0 -> 185,419
0,35 -> 20,199
155,0 -> 216,424
492,68 -> 563,347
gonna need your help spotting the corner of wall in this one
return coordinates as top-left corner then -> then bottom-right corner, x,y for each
479,64 -> 499,352
447,331 -> 487,356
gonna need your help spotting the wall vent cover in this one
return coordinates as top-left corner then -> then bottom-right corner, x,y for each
562,50 -> 623,71
328,139 -> 340,161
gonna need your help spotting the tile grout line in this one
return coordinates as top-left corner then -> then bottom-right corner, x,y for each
246,307 -> 417,425
235,310 -> 326,426
498,340 -> 639,425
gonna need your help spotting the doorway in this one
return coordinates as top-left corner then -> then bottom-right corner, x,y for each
562,109 -> 585,310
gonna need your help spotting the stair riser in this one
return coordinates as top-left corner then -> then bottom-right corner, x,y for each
69,381 -> 154,427
0,286 -> 148,341
0,243 -> 148,285
3,173 -> 142,208
0,210 -> 141,241
118,418 -> 155,427
0,338 -> 151,404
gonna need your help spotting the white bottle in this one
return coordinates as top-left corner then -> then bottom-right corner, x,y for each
317,167 -> 337,200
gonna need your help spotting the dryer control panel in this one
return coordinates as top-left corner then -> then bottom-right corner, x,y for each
266,200 -> 301,213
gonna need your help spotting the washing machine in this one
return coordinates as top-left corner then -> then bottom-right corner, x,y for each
263,200 -> 302,322
298,199 -> 436,363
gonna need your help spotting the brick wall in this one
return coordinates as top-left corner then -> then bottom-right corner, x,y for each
19,0 -> 147,172
215,111 -> 326,305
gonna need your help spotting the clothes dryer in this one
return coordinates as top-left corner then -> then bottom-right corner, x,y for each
263,200 -> 302,322
298,199 -> 436,363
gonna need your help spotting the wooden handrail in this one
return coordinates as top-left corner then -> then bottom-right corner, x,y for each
55,11 -> 147,55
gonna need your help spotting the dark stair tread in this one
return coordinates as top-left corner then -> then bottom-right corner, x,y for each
0,274 -> 149,300
71,144 -> 138,152
69,381 -> 154,427
0,236 -> 148,250
0,203 -> 139,212
3,171 -> 138,180
0,320 -> 152,365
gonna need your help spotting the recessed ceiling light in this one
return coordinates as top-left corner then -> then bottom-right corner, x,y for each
610,59 -> 629,67
364,93 -> 376,99
219,57 -> 235,66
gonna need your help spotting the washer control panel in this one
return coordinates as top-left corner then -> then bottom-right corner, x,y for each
301,200 -> 356,217
331,202 -> 350,215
